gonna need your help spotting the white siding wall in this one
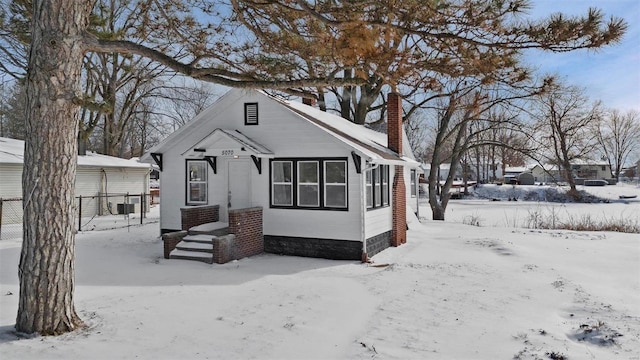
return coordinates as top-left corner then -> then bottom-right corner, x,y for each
159,152 -> 185,230
0,164 -> 22,198
1,164 -> 148,225
160,90 -> 363,240
76,167 -> 149,217
75,168 -> 101,217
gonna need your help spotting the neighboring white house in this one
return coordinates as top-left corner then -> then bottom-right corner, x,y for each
0,137 -> 151,230
530,161 -> 613,184
142,88 -> 421,260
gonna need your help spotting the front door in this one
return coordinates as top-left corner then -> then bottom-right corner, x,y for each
228,159 -> 252,209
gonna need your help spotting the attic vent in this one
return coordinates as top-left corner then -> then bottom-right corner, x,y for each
244,103 -> 258,125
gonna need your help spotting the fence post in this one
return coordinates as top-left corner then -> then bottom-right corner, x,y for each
78,195 -> 82,232
0,198 -> 3,236
140,193 -> 144,224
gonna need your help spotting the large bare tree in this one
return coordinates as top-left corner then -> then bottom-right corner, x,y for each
529,82 -> 602,195
594,109 -> 640,181
9,0 -> 628,335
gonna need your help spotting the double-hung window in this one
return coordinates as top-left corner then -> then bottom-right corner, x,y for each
298,161 -> 319,207
366,171 -> 373,208
187,160 -> 207,205
324,161 -> 347,208
270,158 -> 347,210
410,169 -> 417,197
272,161 -> 293,206
366,165 -> 389,210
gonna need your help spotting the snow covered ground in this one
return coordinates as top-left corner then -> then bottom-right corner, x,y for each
0,185 -> 638,359
442,183 -> 640,230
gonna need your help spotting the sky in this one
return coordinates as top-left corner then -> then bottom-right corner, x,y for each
526,0 -> 640,112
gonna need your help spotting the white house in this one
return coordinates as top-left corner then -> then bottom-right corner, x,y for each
0,137 -> 151,234
530,161 -> 613,184
142,89 -> 421,261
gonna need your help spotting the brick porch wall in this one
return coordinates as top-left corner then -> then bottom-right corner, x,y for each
181,205 -> 220,231
212,235 -> 236,264
162,230 -> 187,259
228,207 -> 264,258
392,166 -> 407,246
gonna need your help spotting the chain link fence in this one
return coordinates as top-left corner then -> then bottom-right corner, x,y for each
1,193 -> 159,240
0,197 -> 22,240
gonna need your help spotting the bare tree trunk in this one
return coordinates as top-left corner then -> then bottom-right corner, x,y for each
18,0 -> 90,335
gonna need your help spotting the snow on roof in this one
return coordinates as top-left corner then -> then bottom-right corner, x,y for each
504,166 -> 528,173
421,163 -> 452,170
570,159 -> 610,166
279,96 -> 419,167
0,137 -> 150,169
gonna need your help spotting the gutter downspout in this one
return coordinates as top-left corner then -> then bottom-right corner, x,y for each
361,161 -> 378,263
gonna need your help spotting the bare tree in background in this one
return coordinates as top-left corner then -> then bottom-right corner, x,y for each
594,109 -> 640,181
0,80 -> 26,139
529,83 -> 602,195
163,81 -> 219,130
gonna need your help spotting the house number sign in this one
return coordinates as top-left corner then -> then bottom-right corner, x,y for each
221,150 -> 234,156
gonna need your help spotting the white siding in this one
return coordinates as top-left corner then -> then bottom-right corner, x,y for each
75,168 -> 101,217
0,164 -> 22,198
76,167 -> 149,218
364,206 -> 392,239
160,152 -> 187,230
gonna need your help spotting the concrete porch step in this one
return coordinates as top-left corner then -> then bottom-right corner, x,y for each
176,240 -> 214,253
169,249 -> 213,264
182,234 -> 216,244
188,222 -> 229,236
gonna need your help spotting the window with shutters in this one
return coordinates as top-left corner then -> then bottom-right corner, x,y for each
244,103 -> 258,125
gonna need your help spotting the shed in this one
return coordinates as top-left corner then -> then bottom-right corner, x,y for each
518,172 -> 535,185
0,137 -> 151,237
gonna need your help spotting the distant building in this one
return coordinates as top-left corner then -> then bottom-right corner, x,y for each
0,137 -> 151,232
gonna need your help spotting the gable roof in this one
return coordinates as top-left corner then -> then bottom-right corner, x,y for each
0,137 -> 150,169
143,88 -> 419,167
183,129 -> 274,157
279,98 -> 418,166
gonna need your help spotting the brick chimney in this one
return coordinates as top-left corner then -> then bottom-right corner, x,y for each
302,97 -> 316,107
388,92 -> 406,246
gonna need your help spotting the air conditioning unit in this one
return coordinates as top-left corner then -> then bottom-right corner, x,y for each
117,203 -> 135,214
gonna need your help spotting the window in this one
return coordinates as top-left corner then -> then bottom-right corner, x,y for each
244,103 -> 258,125
325,161 -> 347,208
272,161 -> 293,206
298,161 -> 319,206
382,166 -> 389,206
601,165 -> 606,171
366,170 -> 373,208
366,165 -> 389,209
410,169 -> 417,197
187,160 -> 207,205
270,158 -> 348,210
